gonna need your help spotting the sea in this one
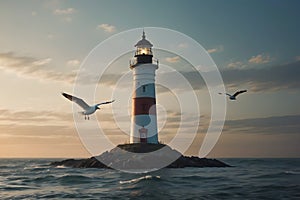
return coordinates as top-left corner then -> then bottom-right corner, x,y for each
0,158 -> 299,199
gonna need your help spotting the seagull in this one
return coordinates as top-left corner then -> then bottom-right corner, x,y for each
219,90 -> 247,100
62,92 -> 114,120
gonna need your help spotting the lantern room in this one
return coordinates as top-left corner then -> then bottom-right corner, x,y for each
132,31 -> 153,65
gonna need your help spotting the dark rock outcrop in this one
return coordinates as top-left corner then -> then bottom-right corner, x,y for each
51,143 -> 230,170
51,157 -> 109,169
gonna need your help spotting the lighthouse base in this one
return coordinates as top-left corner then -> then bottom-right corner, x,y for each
117,143 -> 165,153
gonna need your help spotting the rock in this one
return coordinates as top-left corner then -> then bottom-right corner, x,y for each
51,143 -> 230,170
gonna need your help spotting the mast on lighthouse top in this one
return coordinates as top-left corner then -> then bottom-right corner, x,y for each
135,31 -> 153,55
130,30 -> 158,68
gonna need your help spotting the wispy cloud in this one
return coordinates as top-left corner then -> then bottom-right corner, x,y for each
207,45 -> 224,54
228,53 -> 272,69
0,124 -> 75,139
227,61 -> 246,69
53,7 -> 76,23
0,109 -> 73,125
0,52 -> 75,83
222,61 -> 300,92
95,59 -> 300,93
159,60 -> 300,93
223,115 -> 300,135
0,52 -> 122,86
165,56 -> 180,63
248,53 -> 272,64
2,51 -> 298,94
67,59 -> 80,67
53,8 -> 76,15
32,58 -> 52,66
97,24 -> 116,33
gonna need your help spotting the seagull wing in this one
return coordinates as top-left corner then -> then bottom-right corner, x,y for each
96,100 -> 115,107
233,90 -> 247,97
225,93 -> 232,97
62,93 -> 90,110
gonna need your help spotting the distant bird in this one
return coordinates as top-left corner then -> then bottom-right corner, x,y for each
62,92 -> 114,120
219,90 -> 247,100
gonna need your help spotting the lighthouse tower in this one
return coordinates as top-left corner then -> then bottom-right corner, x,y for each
130,31 -> 159,144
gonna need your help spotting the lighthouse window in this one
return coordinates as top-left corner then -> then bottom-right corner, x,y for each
142,85 -> 146,93
137,47 -> 152,55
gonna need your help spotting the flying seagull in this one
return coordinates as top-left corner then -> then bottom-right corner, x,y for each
62,92 -> 114,120
219,90 -> 247,100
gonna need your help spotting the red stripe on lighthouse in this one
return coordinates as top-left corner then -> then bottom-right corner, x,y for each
133,97 -> 156,115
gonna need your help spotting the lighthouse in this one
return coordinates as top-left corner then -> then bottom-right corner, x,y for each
129,31 -> 159,144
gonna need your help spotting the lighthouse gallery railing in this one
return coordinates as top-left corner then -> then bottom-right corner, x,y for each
129,57 -> 159,68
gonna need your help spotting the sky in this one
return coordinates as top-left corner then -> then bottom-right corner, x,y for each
0,0 -> 300,158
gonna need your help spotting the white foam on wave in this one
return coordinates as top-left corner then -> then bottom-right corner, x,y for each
55,165 -> 68,169
23,165 -> 48,170
284,170 -> 300,175
119,175 -> 160,184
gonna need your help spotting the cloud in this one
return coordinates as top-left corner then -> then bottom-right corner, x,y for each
155,60 -> 300,93
97,24 -> 116,33
0,109 -> 74,127
0,52 -> 75,83
248,53 -> 272,64
223,115 -> 300,135
53,8 -> 76,23
1,51 -> 298,94
67,59 -> 80,67
33,58 -> 52,66
53,8 -> 76,15
227,61 -> 246,69
295,56 -> 300,61
31,11 -> 37,16
0,108 -> 118,126
0,52 -> 126,86
207,45 -> 224,54
89,58 -> 300,94
228,53 -> 272,69
0,124 -> 74,139
165,56 -> 180,63
222,60 -> 300,92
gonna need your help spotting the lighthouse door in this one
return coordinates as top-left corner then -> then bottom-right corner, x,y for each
139,127 -> 148,143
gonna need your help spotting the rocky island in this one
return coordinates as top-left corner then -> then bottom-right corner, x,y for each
51,143 -> 230,170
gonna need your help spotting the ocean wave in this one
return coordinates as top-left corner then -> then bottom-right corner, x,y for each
2,186 -> 33,192
172,174 -> 229,181
57,175 -> 93,184
23,165 -> 50,171
1,158 -> 300,199
24,175 -> 57,184
252,170 -> 300,179
119,175 -> 161,184
284,170 -> 300,175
